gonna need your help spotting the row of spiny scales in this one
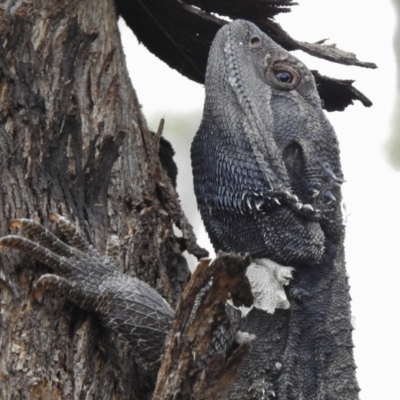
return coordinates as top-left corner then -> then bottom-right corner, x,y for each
214,162 -> 342,218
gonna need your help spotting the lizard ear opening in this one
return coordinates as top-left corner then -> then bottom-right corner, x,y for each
282,142 -> 304,181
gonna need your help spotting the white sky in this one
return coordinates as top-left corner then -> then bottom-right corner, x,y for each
119,2 -> 400,398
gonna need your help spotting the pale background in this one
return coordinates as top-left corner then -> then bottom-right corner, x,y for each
119,1 -> 400,399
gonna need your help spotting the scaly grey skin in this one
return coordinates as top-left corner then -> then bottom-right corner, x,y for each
191,20 -> 358,399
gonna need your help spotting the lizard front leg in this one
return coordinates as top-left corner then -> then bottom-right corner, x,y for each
0,215 -> 174,368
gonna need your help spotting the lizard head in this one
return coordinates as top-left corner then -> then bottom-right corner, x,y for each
193,20 -> 345,266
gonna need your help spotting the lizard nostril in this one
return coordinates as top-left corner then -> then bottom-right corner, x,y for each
249,35 -> 261,48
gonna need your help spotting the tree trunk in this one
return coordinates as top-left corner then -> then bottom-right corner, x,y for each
0,1 -> 195,398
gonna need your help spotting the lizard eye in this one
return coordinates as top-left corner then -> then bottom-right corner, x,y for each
275,71 -> 293,84
249,35 -> 261,48
265,59 -> 301,90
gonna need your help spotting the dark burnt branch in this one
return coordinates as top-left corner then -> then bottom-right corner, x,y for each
312,71 -> 373,111
152,253 -> 253,400
187,0 -> 296,19
116,0 -> 376,111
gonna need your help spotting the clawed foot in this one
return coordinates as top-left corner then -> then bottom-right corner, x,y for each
0,214 -> 175,366
0,214 -> 114,310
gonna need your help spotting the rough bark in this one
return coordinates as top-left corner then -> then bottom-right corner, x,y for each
152,253 -> 253,400
0,1 -> 201,398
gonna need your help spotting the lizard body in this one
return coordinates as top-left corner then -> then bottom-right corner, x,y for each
192,20 -> 359,399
